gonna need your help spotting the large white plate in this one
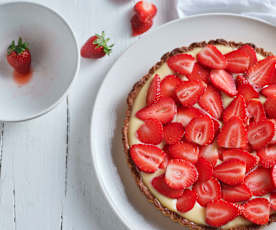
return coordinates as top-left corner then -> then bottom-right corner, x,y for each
91,14 -> 276,230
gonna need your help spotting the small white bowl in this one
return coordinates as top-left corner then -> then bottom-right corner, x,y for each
0,2 -> 80,122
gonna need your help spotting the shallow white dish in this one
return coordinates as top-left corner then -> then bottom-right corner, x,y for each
0,2 -> 79,122
91,14 -> 276,230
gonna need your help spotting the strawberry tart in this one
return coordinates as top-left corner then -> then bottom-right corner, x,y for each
122,39 -> 276,229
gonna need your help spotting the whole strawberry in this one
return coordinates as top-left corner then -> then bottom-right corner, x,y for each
7,37 -> 31,74
81,31 -> 114,59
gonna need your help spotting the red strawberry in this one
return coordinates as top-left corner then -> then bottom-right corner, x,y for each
167,54 -> 196,76
134,1 -> 157,22
199,143 -> 219,167
217,117 -> 248,149
176,189 -> 197,213
175,107 -> 204,127
7,37 -> 31,74
206,199 -> 239,227
223,94 -> 247,123
247,100 -> 266,123
159,153 -> 169,169
193,177 -> 221,207
213,159 -> 246,185
168,142 -> 199,164
130,144 -> 166,173
272,165 -> 276,187
196,158 -> 213,182
237,81 -> 259,104
270,192 -> 276,210
222,184 -> 252,202
210,70 -> 237,96
222,149 -> 259,173
264,95 -> 276,118
130,14 -> 153,36
198,85 -> 223,119
242,198 -> 270,225
160,75 -> 182,101
239,45 -> 257,67
257,145 -> 276,168
225,47 -> 250,73
189,63 -> 209,82
146,74 -> 161,105
137,118 -> 163,145
261,84 -> 276,97
245,168 -> 275,196
136,97 -> 177,123
163,122 -> 185,144
81,32 -> 113,59
197,44 -> 227,69
270,119 -> 276,144
175,80 -> 206,107
165,159 -> 198,190
185,116 -> 215,146
248,119 -> 274,149
236,74 -> 248,86
247,56 -> 276,88
151,174 -> 184,199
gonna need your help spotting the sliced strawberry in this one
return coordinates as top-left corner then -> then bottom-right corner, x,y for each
206,199 -> 239,227
137,118 -> 163,145
159,154 -> 169,169
167,54 -> 196,76
165,159 -> 198,190
176,189 -> 197,212
213,159 -> 246,185
160,75 -> 182,101
264,95 -> 276,118
223,94 -> 247,123
247,56 -> 276,88
261,84 -> 276,97
175,80 -> 206,107
134,0 -> 157,22
237,82 -> 259,104
248,119 -> 274,149
210,70 -> 237,96
217,117 -> 248,149
242,198 -> 270,225
175,107 -> 204,127
239,45 -> 257,67
272,165 -> 276,187
151,174 -> 184,199
257,145 -> 276,168
247,100 -> 266,123
163,122 -> 185,144
196,158 -> 213,182
193,177 -> 221,207
130,144 -> 166,173
168,142 -> 199,164
185,116 -> 215,146
189,63 -> 209,82
222,149 -> 259,173
130,14 -> 153,36
198,85 -> 223,119
225,47 -> 250,73
199,143 -> 219,167
270,192 -> 276,210
146,74 -> 161,105
197,44 -> 227,69
136,97 -> 177,123
222,184 -> 252,203
245,168 -> 275,196
236,74 -> 248,87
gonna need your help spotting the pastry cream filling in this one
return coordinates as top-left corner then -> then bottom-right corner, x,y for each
128,45 -> 267,228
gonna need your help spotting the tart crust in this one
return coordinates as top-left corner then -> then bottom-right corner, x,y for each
122,39 -> 276,230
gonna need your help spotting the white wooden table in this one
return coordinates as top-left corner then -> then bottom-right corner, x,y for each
0,0 -> 176,229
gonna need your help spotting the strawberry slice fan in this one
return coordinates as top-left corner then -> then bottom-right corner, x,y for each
125,40 -> 276,229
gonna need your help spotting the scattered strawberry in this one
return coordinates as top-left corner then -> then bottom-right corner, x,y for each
272,165 -> 276,187
248,119 -> 274,149
196,158 -> 213,182
175,107 -> 204,127
160,75 -> 182,101
206,199 -> 239,227
242,198 -> 270,225
131,14 -> 153,36
137,118 -> 163,145
134,1 -> 157,22
130,144 -> 166,173
151,174 -> 184,198
237,80 -> 259,104
222,184 -> 252,203
245,168 -> 275,196
7,37 -> 31,74
236,74 -> 248,86
269,119 -> 276,144
223,94 -> 247,123
197,44 -> 227,69
239,45 -> 257,67
136,97 -> 177,123
146,74 -> 161,105
81,32 -> 113,59
225,47 -> 250,73
176,189 -> 197,212
217,117 -> 248,149
247,100 -> 266,123
185,116 -> 215,146
270,192 -> 276,210
159,153 -> 169,169
175,80 -> 206,107
199,143 -> 219,167
189,63 -> 209,82
264,95 -> 276,118
168,142 -> 199,164
167,54 -> 196,76
163,122 -> 185,144
210,70 -> 237,96
165,159 -> 198,190
261,84 -> 276,97
257,145 -> 276,168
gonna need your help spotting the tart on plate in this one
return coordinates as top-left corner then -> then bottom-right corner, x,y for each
122,39 -> 276,229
